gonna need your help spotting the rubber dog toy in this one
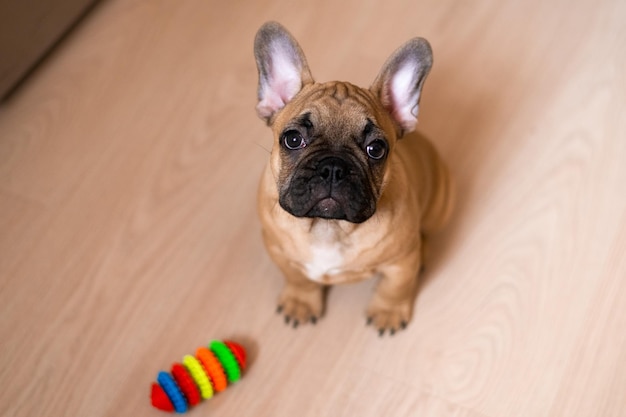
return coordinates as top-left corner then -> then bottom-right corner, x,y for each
150,340 -> 246,413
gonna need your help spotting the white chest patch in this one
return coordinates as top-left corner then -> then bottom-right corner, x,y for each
304,241 -> 345,282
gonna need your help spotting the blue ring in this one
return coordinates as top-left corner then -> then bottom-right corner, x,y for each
157,371 -> 188,413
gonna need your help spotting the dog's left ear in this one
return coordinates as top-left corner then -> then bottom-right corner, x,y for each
254,22 -> 314,124
370,38 -> 433,136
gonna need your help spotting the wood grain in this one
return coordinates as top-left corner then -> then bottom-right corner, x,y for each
1,0 -> 625,416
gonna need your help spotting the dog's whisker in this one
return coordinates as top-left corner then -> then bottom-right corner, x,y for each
253,141 -> 272,154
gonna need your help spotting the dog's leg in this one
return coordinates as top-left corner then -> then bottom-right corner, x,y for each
366,248 -> 422,335
274,260 -> 325,327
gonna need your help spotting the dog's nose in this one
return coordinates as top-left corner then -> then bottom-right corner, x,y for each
318,157 -> 348,183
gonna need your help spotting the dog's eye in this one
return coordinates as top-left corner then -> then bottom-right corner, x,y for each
366,140 -> 387,160
282,130 -> 306,150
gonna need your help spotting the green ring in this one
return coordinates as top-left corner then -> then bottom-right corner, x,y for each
210,340 -> 241,383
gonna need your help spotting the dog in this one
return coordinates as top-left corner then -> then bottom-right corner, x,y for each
254,22 -> 452,335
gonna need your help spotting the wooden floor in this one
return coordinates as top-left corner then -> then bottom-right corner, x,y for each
1,0 -> 625,416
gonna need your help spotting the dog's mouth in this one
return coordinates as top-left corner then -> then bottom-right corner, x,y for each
297,194 -> 374,223
315,197 -> 341,212
306,196 -> 346,220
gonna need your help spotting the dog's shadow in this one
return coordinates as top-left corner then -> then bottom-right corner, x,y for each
416,56 -> 518,290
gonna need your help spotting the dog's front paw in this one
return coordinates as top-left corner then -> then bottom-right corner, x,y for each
277,285 -> 324,328
366,300 -> 411,336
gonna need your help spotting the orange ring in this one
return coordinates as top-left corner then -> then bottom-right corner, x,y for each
196,347 -> 228,392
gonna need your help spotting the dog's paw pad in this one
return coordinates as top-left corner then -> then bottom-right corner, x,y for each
277,296 -> 322,327
366,308 -> 410,336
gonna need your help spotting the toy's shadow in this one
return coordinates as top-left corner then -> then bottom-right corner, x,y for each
229,334 -> 260,373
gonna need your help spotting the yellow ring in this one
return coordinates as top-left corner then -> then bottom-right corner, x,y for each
183,355 -> 213,399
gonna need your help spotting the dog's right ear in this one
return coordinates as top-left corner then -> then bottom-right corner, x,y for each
370,38 -> 433,136
254,22 -> 314,124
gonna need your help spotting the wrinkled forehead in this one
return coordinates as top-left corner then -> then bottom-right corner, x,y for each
278,82 -> 388,134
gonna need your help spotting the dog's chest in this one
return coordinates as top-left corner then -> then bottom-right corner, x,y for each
305,240 -> 345,281
299,222 -> 365,283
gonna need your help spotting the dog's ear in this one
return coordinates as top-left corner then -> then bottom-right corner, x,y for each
370,38 -> 433,136
254,22 -> 314,124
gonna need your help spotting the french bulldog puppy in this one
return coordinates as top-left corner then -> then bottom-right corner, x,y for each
254,22 -> 452,335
